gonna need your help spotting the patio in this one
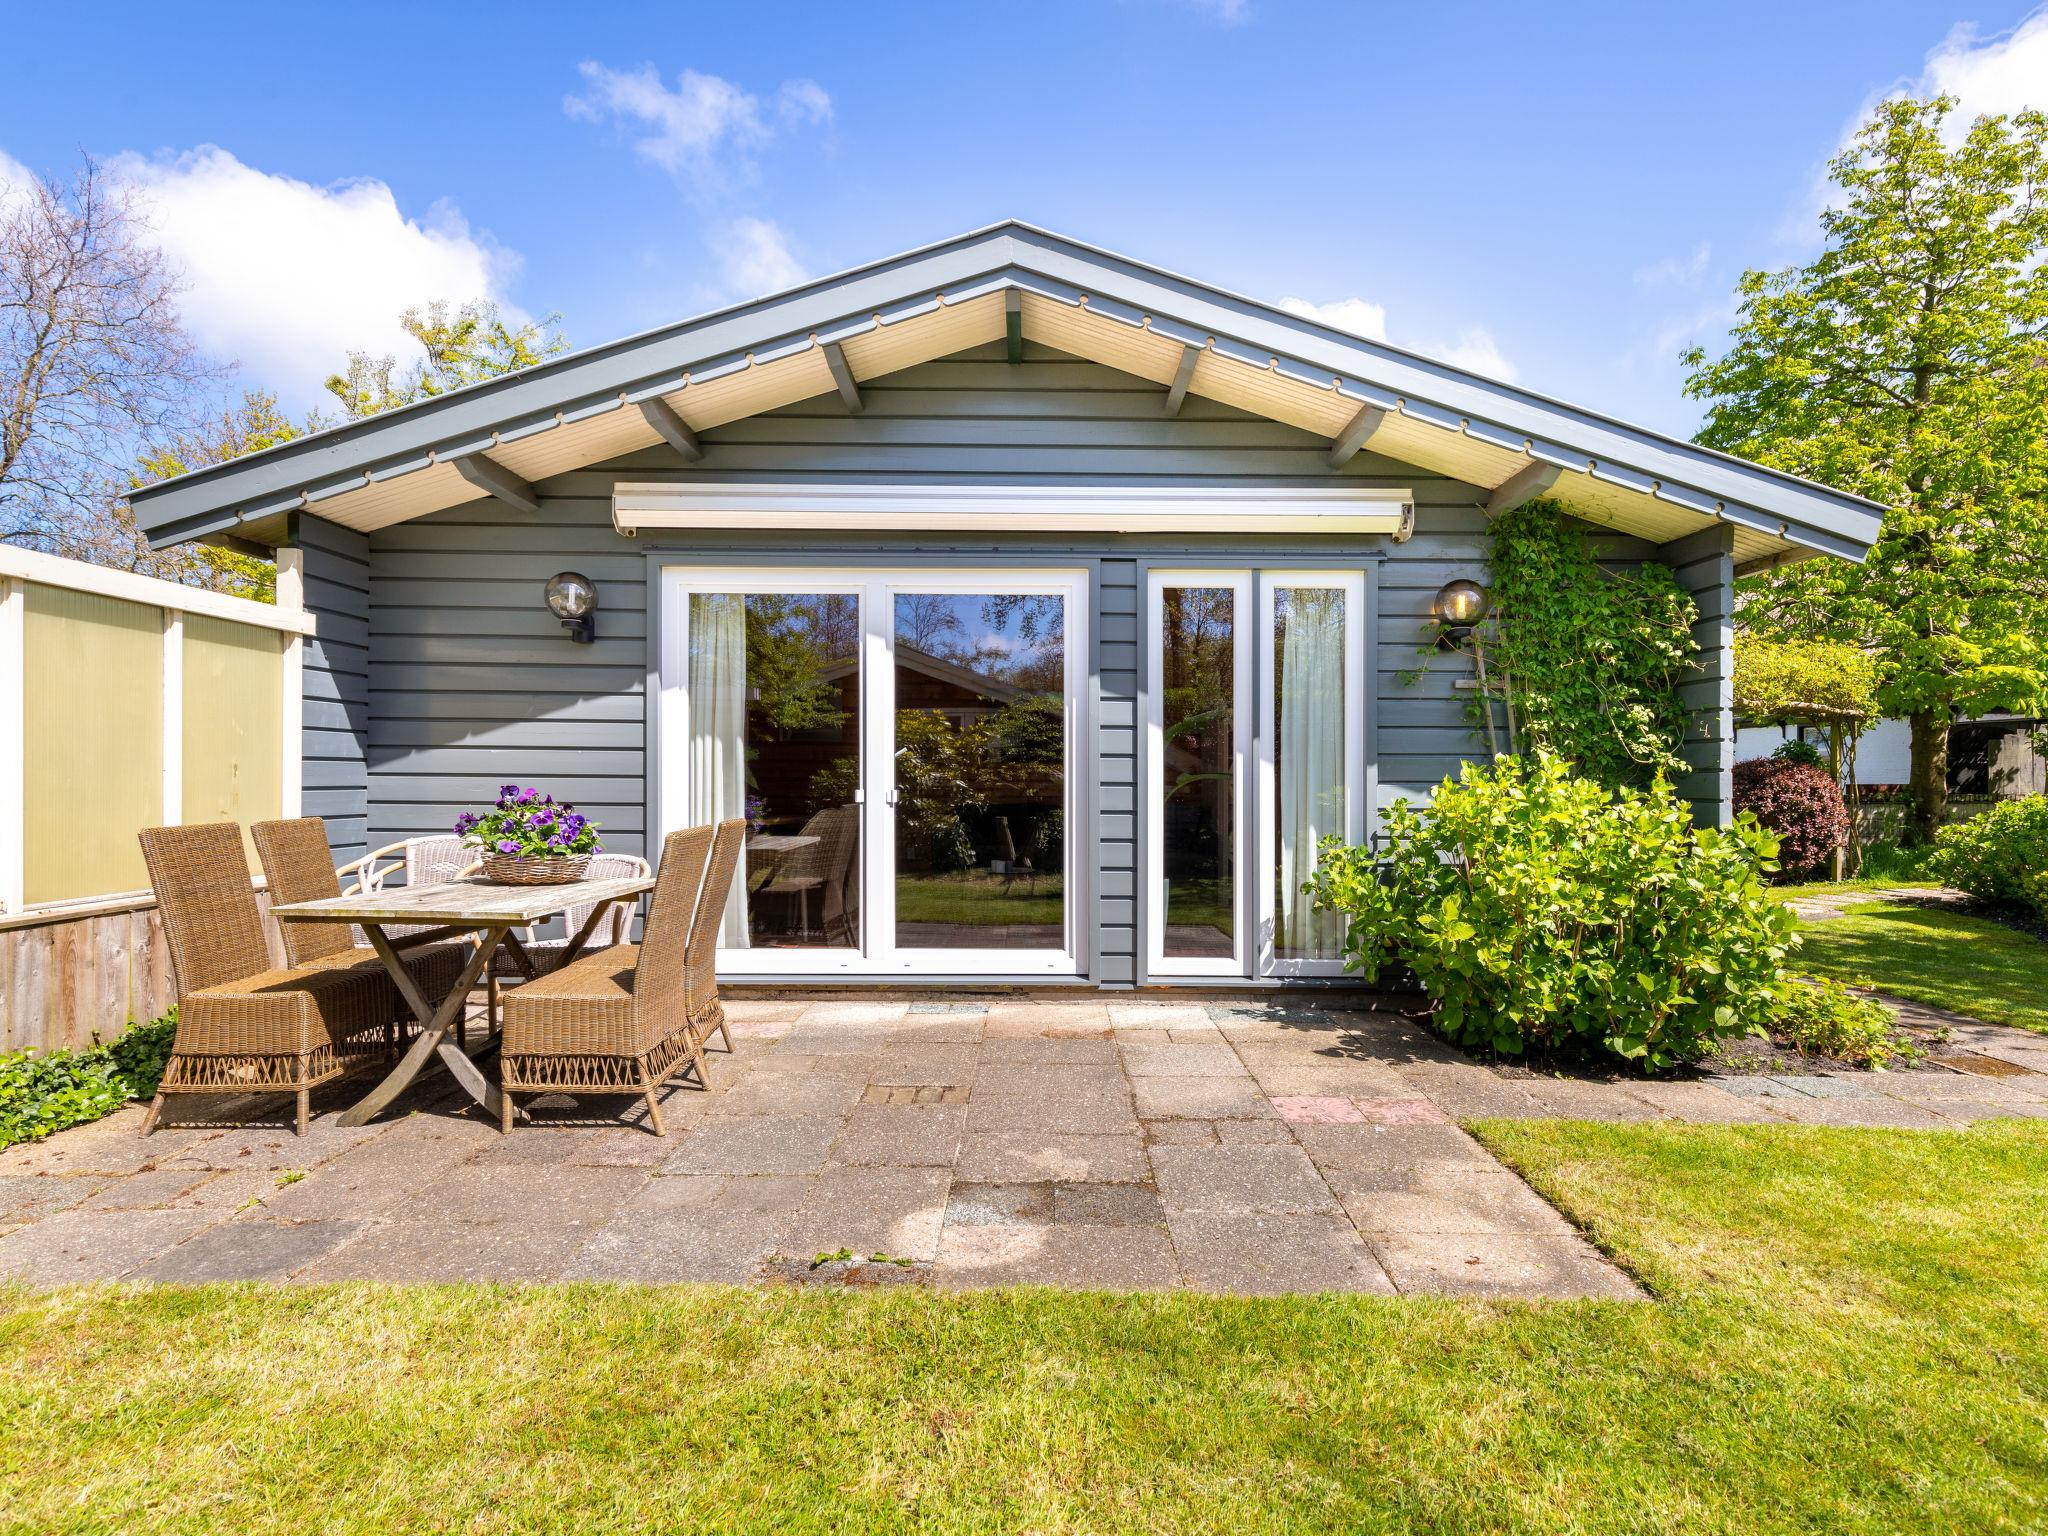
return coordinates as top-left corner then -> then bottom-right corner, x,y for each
4,995 -> 2044,1296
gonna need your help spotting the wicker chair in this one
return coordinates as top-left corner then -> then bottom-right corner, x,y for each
138,822 -> 415,1136
477,850 -> 652,1028
686,820 -> 748,1056
497,825 -> 715,1135
251,817 -> 475,1033
756,804 -> 858,944
345,834 -> 469,941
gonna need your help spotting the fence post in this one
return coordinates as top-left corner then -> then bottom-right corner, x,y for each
161,609 -> 184,824
277,548 -> 304,818
0,577 -> 21,913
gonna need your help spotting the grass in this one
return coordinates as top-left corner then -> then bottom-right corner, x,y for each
3,1120 -> 2045,1533
1795,898 -> 2048,1035
893,871 -> 1066,926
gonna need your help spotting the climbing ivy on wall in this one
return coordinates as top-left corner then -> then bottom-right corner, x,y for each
1472,499 -> 1699,786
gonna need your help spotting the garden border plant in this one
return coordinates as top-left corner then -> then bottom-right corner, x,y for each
0,1011 -> 178,1150
1310,750 -> 1799,1072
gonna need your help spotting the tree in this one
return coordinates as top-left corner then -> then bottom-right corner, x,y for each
1684,96 -> 2048,843
324,300 -> 566,421
1,155 -> 216,550
1734,636 -> 1880,873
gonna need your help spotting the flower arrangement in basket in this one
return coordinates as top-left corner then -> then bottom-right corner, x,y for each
456,785 -> 602,885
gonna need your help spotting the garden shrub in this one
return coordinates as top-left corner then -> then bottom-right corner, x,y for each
1309,751 -> 1798,1072
1733,756 -> 1849,876
1774,979 -> 1921,1069
0,1011 -> 178,1151
1930,796 -> 2048,922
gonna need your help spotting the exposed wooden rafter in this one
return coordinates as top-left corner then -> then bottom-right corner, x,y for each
1484,460 -> 1563,517
822,341 -> 862,414
1325,404 -> 1387,468
451,451 -> 540,514
638,397 -> 703,461
1162,342 -> 1201,417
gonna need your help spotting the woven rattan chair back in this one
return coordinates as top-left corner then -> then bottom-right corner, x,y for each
686,820 -> 746,1020
139,823 -> 275,998
540,852 -> 651,950
252,818 -> 356,964
632,825 -> 716,1037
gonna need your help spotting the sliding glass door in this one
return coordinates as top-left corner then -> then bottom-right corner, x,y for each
661,567 -> 1086,976
1146,568 -> 1366,980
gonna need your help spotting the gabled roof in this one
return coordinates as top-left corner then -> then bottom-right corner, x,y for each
128,221 -> 1886,568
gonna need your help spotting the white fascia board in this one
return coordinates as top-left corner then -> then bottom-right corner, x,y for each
613,482 -> 1413,537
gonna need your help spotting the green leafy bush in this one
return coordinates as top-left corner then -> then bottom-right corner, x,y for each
1309,751 -> 1799,1072
1930,796 -> 2048,922
1774,978 -> 1921,1069
0,1011 -> 179,1150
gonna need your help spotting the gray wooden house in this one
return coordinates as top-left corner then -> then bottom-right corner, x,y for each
129,223 -> 1882,989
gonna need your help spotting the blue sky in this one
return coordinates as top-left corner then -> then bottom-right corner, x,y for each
5,1 -> 2045,438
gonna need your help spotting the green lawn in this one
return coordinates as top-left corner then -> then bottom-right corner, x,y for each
894,871 -> 1065,926
3,1121 -> 2045,1533
1795,898 -> 2048,1035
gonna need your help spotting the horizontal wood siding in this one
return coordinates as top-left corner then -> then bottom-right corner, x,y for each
352,340 -> 1724,978
1661,524 -> 1737,826
292,513 -> 371,865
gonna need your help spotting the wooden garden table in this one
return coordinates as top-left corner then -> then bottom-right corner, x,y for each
270,873 -> 655,1127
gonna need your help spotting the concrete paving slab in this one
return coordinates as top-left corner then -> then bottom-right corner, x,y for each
1368,1230 -> 1642,1300
978,1036 -> 1120,1066
935,1223 -> 1181,1291
711,1070 -> 869,1118
1343,1174 -> 1578,1237
1119,1043 -> 1249,1079
1169,1211 -> 1395,1296
0,1207 -> 219,1283
1132,1076 -> 1275,1121
972,1064 -> 1127,1099
867,1045 -> 980,1089
966,1097 -> 1146,1138
944,1182 -> 1052,1226
0,1173 -> 98,1224
1150,1144 -> 1339,1216
662,1116 -> 846,1176
953,1130 -> 1149,1184
1052,1182 -> 1165,1227
828,1105 -> 965,1167
134,1218 -> 366,1283
778,1166 -> 951,1262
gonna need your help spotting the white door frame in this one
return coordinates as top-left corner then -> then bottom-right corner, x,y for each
1254,569 -> 1367,979
658,564 -> 1090,978
1144,569 -> 1252,978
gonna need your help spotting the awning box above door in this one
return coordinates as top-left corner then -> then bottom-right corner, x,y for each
611,482 -> 1415,538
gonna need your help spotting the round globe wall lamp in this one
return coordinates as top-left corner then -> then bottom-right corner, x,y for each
544,571 -> 598,644
1432,578 -> 1488,650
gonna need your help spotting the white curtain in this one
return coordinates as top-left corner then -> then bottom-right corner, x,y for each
688,593 -> 749,947
1277,587 -> 1345,962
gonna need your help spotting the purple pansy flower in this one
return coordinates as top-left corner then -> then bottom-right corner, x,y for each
497,838 -> 519,853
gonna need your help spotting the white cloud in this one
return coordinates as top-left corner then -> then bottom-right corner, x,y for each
1279,293 -> 1517,383
566,62 -> 832,187
1632,241 -> 1711,290
1792,6 -> 2048,234
1166,0 -> 1251,22
1920,8 -> 2048,127
1278,294 -> 1387,341
1434,327 -> 1519,384
103,145 -> 517,412
716,217 -> 806,297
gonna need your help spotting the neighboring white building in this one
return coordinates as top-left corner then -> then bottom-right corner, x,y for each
1736,714 -> 2042,795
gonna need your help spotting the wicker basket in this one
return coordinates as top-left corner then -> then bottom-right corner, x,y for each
481,853 -> 592,885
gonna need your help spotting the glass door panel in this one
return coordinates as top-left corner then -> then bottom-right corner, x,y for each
685,590 -> 861,952
1149,575 -> 1248,975
890,590 -> 1068,955
1258,573 -> 1364,977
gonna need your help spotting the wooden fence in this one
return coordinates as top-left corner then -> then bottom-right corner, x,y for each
0,547 -> 308,1053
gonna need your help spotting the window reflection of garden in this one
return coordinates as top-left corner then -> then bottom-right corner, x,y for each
890,594 -> 1068,950
738,593 -> 861,949
1161,588 -> 1237,958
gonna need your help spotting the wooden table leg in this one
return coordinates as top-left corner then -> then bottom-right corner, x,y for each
339,925 -> 508,1128
556,895 -> 629,970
